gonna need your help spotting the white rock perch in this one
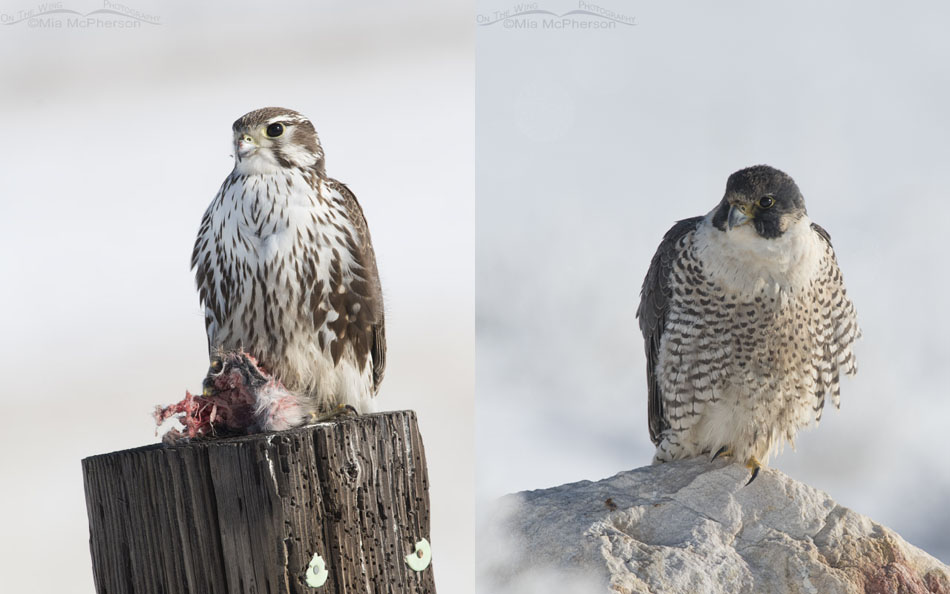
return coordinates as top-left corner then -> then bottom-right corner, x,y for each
485,459 -> 950,594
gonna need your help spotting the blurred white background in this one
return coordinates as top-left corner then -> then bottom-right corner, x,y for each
476,0 -> 950,579
0,2 -> 473,592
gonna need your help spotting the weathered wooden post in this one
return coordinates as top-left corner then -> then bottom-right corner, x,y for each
82,410 -> 435,594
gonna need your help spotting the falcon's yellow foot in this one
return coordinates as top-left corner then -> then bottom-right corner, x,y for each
308,404 -> 359,424
711,446 -> 733,461
745,456 -> 762,486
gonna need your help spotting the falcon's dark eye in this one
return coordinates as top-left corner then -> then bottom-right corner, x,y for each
266,123 -> 284,138
758,196 -> 775,209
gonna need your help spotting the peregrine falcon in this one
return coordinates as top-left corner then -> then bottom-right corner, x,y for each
191,107 -> 385,430
637,165 -> 859,482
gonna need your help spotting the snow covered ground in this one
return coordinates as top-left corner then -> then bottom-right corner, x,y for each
0,3 -> 472,592
476,0 -> 950,578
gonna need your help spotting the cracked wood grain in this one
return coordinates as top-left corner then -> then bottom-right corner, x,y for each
82,410 -> 435,594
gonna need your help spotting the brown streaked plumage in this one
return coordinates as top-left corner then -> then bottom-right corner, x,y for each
192,107 -> 385,428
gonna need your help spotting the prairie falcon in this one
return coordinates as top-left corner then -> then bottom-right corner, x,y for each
637,165 -> 859,482
192,107 -> 385,430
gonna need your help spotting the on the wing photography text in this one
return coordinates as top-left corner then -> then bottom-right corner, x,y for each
476,1 -> 636,30
0,1 -> 161,28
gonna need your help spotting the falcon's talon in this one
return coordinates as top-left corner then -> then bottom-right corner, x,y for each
711,446 -> 732,461
308,404 -> 360,424
744,456 -> 762,486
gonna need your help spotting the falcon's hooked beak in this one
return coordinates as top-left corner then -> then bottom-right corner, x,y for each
727,203 -> 754,229
235,133 -> 259,159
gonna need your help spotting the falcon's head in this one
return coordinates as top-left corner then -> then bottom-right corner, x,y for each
711,165 -> 806,239
231,107 -> 325,175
